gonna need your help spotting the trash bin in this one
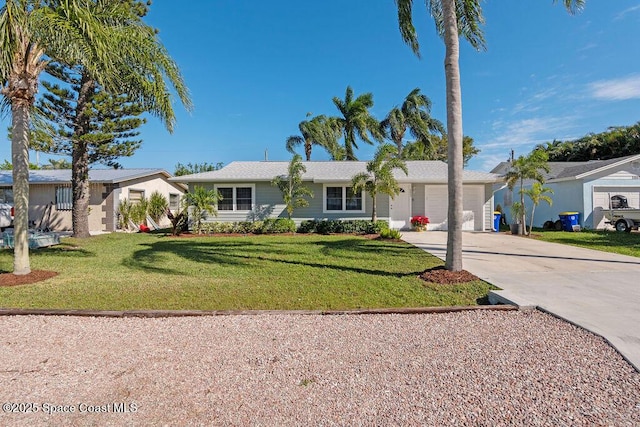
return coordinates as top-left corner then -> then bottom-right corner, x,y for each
493,211 -> 501,232
558,212 -> 580,232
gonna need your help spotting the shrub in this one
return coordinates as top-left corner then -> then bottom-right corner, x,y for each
148,191 -> 169,224
167,207 -> 188,235
117,199 -> 133,231
130,197 -> 149,225
297,220 -> 318,234
298,219 -> 388,235
379,228 -> 402,240
272,218 -> 296,233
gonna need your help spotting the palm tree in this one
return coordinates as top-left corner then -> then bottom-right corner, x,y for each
351,144 -> 408,222
381,88 -> 444,157
286,115 -> 341,161
522,182 -> 553,236
184,186 -> 220,234
0,0 -> 120,274
394,0 -> 584,271
271,154 -> 313,219
331,86 -> 384,161
505,149 -> 550,231
0,0 -> 192,273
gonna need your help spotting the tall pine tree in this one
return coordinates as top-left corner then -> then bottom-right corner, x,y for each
31,0 -> 191,238
33,63 -> 146,237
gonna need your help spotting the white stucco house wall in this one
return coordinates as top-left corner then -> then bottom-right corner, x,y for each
0,169 -> 186,232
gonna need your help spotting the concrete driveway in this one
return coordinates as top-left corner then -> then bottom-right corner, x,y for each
402,231 -> 640,371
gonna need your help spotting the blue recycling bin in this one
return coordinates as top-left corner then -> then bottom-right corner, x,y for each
493,211 -> 501,232
558,212 -> 580,232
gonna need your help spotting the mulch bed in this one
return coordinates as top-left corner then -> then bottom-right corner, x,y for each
0,270 -> 58,287
419,266 -> 481,284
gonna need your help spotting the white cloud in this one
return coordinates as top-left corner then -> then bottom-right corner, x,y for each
471,116 -> 578,170
589,74 -> 640,100
614,4 -> 640,20
577,43 -> 597,52
479,153 -> 510,172
488,117 -> 574,148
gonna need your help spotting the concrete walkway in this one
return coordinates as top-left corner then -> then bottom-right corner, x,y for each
402,231 -> 640,372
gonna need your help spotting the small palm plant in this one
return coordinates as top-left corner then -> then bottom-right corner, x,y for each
272,154 -> 313,219
117,199 -> 133,231
505,149 -> 550,229
184,186 -> 220,234
522,182 -> 554,236
130,196 -> 149,226
148,191 -> 169,225
351,144 -> 408,222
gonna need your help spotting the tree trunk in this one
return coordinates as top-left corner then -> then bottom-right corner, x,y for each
443,0 -> 464,272
519,178 -> 526,232
371,192 -> 377,222
305,140 -> 312,161
528,205 -> 536,236
10,98 -> 32,275
71,73 -> 96,238
345,128 -> 355,161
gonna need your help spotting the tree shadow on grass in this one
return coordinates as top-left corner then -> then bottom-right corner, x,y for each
123,237 -> 426,278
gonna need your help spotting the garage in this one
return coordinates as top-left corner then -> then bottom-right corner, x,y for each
592,186 -> 640,229
424,185 -> 486,231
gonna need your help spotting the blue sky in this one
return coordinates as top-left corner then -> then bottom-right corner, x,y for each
2,1 -> 640,173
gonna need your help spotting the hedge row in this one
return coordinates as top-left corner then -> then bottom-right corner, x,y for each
200,218 -> 296,234
196,219 -> 388,235
297,219 -> 388,235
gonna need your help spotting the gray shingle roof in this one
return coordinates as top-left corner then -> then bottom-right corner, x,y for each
0,168 -> 173,185
491,154 -> 640,182
171,161 -> 501,184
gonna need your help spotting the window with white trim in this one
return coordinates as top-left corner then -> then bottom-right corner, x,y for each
129,189 -> 144,203
324,185 -> 364,212
169,193 -> 180,210
0,188 -> 13,204
215,185 -> 254,211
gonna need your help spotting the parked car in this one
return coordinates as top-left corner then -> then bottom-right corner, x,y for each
0,203 -> 13,231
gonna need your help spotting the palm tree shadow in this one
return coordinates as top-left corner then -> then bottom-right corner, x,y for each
123,237 -> 425,278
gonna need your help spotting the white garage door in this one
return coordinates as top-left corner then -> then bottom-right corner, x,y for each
424,185 -> 484,231
593,187 -> 640,229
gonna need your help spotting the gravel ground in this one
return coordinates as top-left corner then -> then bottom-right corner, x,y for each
0,310 -> 639,426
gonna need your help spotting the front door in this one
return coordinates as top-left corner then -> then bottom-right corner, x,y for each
389,184 -> 412,230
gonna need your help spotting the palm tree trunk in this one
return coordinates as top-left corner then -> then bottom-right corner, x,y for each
304,140 -> 312,161
528,205 -> 536,236
71,74 -> 96,238
443,0 -> 464,272
10,98 -> 32,275
519,178 -> 526,232
345,128 -> 355,161
371,193 -> 377,222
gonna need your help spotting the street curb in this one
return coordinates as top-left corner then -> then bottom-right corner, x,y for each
0,305 -> 518,318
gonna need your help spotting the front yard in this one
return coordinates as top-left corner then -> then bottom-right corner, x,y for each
0,233 -> 494,310
535,229 -> 640,258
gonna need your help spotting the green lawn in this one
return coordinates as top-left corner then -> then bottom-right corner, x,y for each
535,229 -> 640,258
0,233 -> 495,310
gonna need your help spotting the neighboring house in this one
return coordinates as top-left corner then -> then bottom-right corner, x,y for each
492,154 -> 640,229
170,161 -> 502,231
0,169 -> 186,233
